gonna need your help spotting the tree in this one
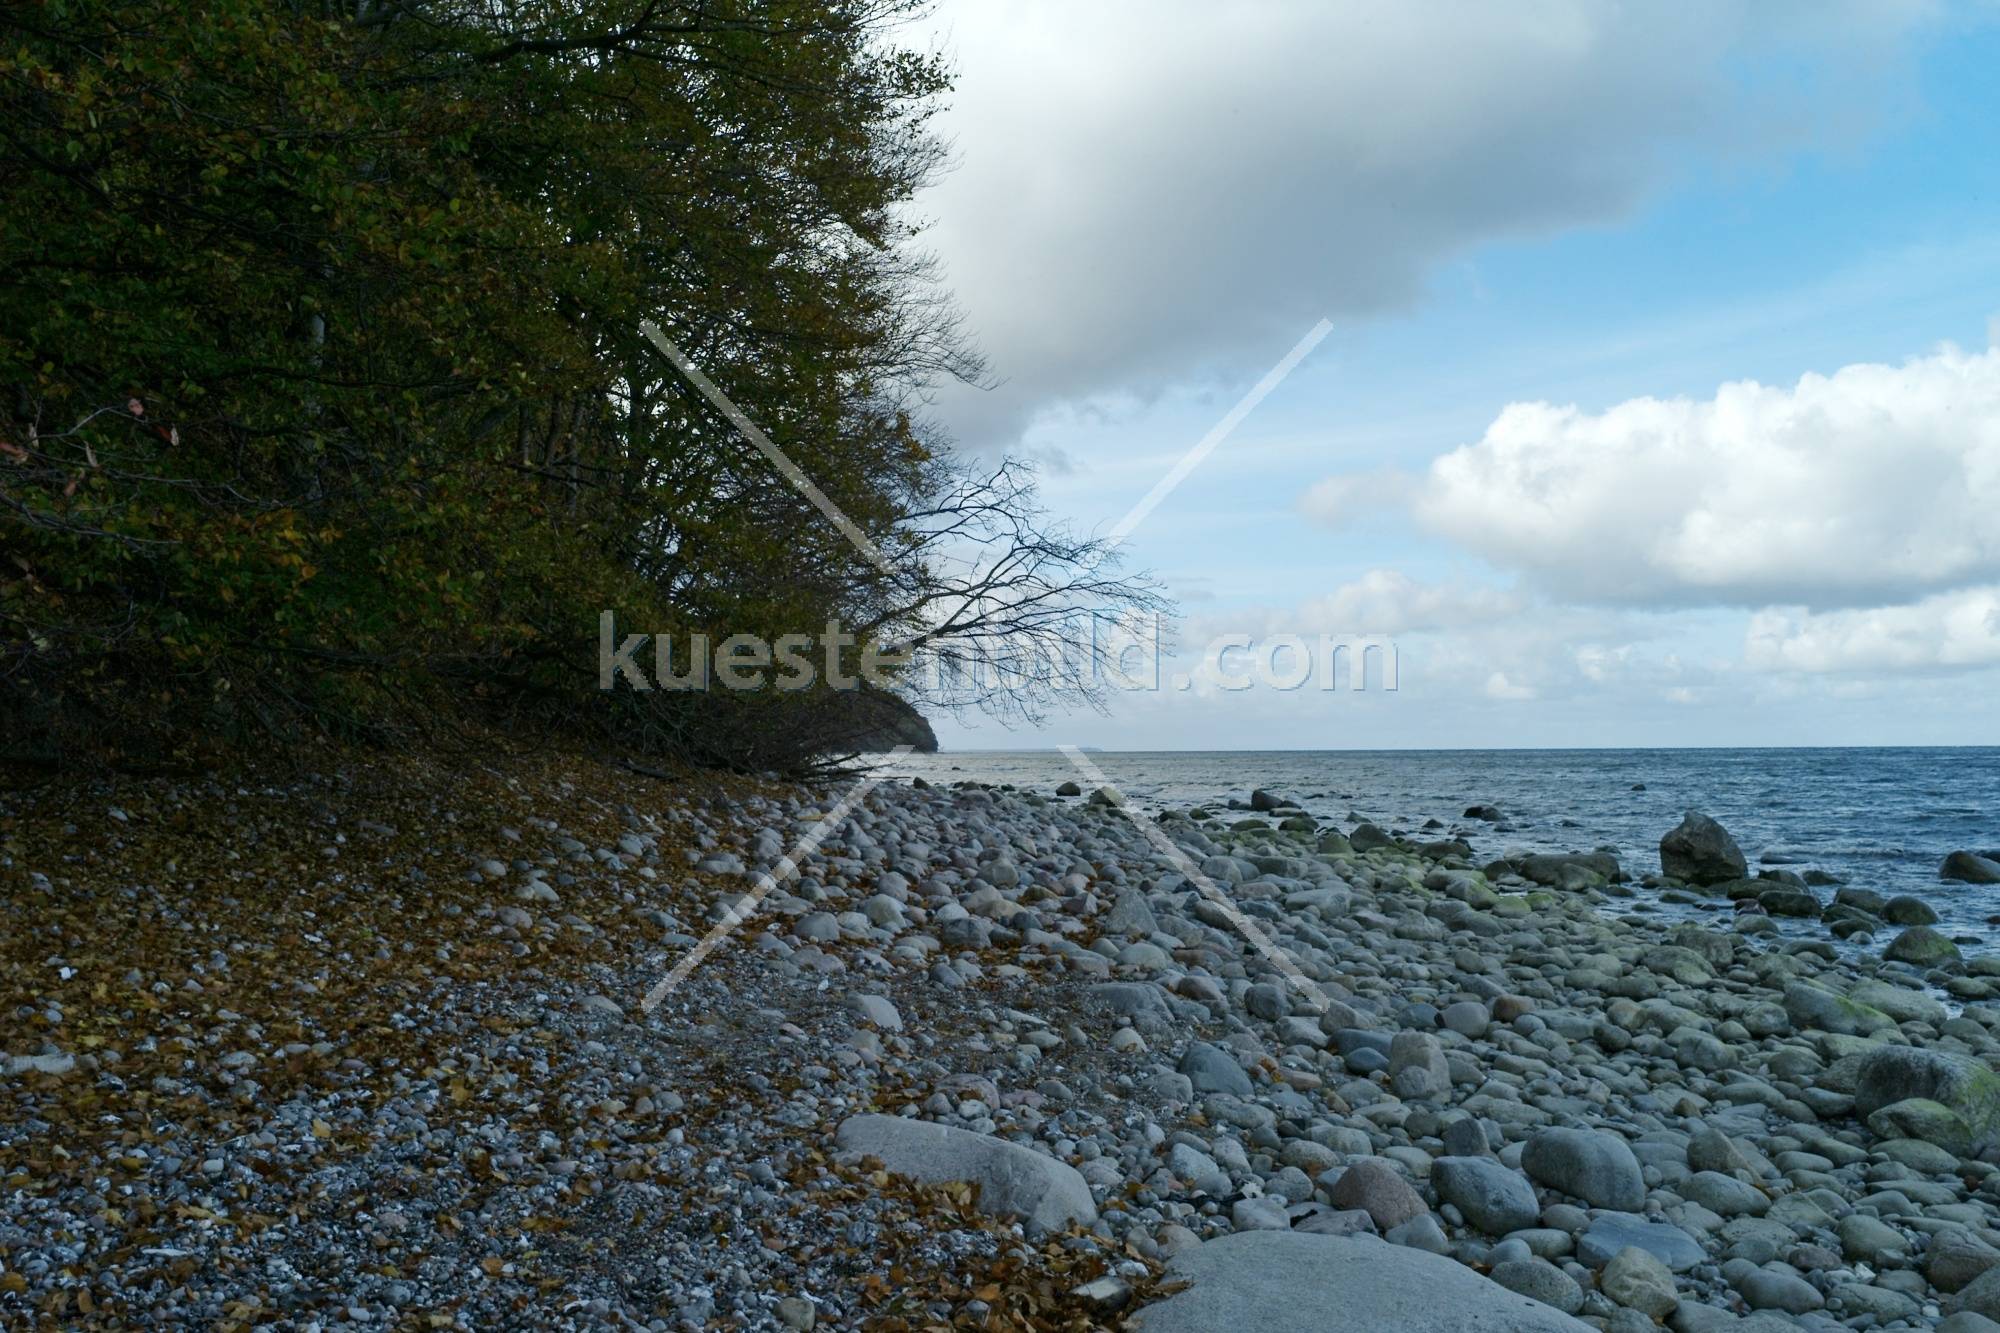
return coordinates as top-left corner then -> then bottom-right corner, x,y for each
0,0 -> 1157,770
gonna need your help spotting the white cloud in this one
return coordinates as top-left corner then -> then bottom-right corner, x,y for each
1747,586 -> 2000,672
1297,470 -> 1415,526
1408,342 -> 2000,608
916,0 -> 1936,446
1182,568 -> 1714,704
1292,568 -> 1525,637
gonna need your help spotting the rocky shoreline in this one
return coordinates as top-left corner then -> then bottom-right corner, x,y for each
6,754 -> 2000,1329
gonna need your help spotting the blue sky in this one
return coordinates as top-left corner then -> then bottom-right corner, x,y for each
907,2 -> 2000,750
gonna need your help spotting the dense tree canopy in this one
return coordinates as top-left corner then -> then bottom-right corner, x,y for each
0,0 -> 1152,768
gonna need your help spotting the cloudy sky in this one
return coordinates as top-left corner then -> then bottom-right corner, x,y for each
902,0 -> 2000,750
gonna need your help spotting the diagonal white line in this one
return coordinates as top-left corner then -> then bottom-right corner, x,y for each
639,319 -> 898,577
1059,745 -> 1328,1013
638,746 -> 913,1011
1106,318 -> 1332,545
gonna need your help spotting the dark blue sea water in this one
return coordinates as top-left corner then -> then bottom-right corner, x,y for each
873,748 -> 2000,944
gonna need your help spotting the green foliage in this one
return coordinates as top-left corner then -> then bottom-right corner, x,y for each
0,0 -> 965,766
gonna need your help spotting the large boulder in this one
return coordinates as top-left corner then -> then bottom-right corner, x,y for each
1521,1128 -> 1644,1211
1885,895 -> 1940,925
1884,925 -> 1962,967
1131,1231 -> 1593,1332
1942,851 -> 2000,884
1660,811 -> 1747,885
834,1114 -> 1095,1232
1852,1046 -> 2000,1155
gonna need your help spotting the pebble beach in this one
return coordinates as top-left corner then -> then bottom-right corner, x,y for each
7,749 -> 2000,1331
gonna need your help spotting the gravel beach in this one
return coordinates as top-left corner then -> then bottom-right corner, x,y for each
7,751 -> 2000,1330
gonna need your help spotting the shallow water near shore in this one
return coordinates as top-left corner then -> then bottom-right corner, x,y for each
875,746 -> 2000,945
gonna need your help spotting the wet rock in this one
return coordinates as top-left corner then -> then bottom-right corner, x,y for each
1884,924 -> 1961,966
1660,812 -> 1747,885
1782,981 -> 1897,1037
1943,851 -> 2000,884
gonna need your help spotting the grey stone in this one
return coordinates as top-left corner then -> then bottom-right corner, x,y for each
1577,1213 -> 1705,1272
1682,1170 -> 1768,1217
1885,894 -> 1941,925
1734,1267 -> 1824,1314
1601,1246 -> 1679,1318
1847,978 -> 1947,1026
847,993 -> 902,1031
1490,1258 -> 1585,1315
1660,811 -> 1747,885
1522,1128 -> 1644,1211
1943,851 -> 2000,884
1131,1231 -> 1593,1332
1836,1213 -> 1906,1266
1687,1126 -> 1763,1178
1102,888 -> 1160,938
1244,982 -> 1289,1021
1885,924 -> 1962,966
1930,1227 -> 2000,1293
835,1114 -> 1095,1232
1442,1000 -> 1491,1038
1389,1030 -> 1451,1100
1179,1041 -> 1252,1096
1230,1196 -> 1291,1231
1782,980 -> 1898,1036
1443,1116 -> 1494,1158
795,911 -> 840,941
1513,852 -> 1621,889
1939,1314 -> 2000,1333
1328,1158 -> 1429,1232
1432,1156 -> 1540,1235
1292,1205 -> 1377,1237
1953,1264 -> 2000,1321
1386,1213 -> 1451,1254
1831,1283 -> 1918,1321
1852,1044 -> 2000,1153
1088,982 -> 1175,1031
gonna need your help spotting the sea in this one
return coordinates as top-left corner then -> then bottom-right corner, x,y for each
869,748 -> 2000,947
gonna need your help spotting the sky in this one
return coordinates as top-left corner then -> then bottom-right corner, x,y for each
898,0 -> 2000,750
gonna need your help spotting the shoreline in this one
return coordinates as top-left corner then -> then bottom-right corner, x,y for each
4,750 -> 2000,1328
